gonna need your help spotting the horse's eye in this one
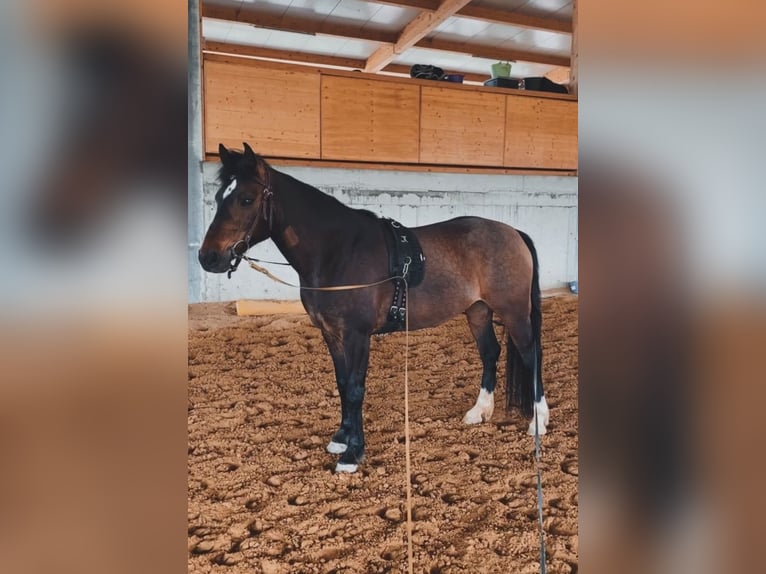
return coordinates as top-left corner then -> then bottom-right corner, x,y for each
239,196 -> 255,207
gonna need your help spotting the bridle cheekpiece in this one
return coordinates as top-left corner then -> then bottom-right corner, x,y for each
227,169 -> 273,278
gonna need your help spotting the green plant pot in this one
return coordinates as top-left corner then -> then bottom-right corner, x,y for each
491,62 -> 512,78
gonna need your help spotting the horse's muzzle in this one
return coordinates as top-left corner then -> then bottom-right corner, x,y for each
198,249 -> 232,273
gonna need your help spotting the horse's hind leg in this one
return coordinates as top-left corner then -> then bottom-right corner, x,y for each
463,301 -> 501,424
505,315 -> 549,435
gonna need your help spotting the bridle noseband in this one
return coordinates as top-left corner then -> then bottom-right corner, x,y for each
227,170 -> 273,278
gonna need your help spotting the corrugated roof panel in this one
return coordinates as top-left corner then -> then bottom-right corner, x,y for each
461,21 -> 526,43
433,16 -> 490,37
364,4 -> 422,30
329,0 -> 382,21
500,29 -> 571,55
325,37 -> 381,59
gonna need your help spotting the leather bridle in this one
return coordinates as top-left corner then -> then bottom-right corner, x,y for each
227,169 -> 273,278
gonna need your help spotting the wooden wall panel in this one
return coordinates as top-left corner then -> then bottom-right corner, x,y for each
505,96 -> 577,169
204,59 -> 320,158
321,76 -> 420,162
419,87 -> 506,166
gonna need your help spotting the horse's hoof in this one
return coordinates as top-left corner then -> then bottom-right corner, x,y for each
335,462 -> 358,473
463,409 -> 485,425
463,389 -> 494,425
326,441 -> 347,454
527,397 -> 550,436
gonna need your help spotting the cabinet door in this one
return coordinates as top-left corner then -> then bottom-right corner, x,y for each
204,59 -> 320,158
505,96 -> 577,169
321,75 -> 420,163
420,87 -> 506,166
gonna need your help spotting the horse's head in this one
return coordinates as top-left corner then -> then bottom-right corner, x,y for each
198,143 -> 273,273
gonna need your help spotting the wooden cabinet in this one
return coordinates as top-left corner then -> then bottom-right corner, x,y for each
321,76 -> 420,163
420,87 -> 506,166
505,97 -> 577,169
203,57 -> 577,172
204,59 -> 320,158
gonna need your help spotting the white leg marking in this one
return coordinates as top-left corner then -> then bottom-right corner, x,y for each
326,441 -> 347,454
335,462 -> 358,473
463,389 -> 495,425
527,396 -> 550,436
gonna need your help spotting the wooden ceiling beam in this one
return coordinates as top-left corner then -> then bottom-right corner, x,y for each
202,41 -> 489,83
416,37 -> 571,67
371,0 -> 440,10
459,5 -> 572,34
365,0 -> 573,34
202,41 -> 367,69
201,4 -> 398,44
365,0 -> 474,73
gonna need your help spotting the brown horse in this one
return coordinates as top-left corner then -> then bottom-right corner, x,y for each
199,143 -> 548,473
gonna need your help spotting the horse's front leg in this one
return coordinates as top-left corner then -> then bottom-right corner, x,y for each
322,331 -> 351,455
335,331 -> 371,473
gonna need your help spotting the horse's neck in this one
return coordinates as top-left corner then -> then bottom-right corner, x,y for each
269,172 -> 362,282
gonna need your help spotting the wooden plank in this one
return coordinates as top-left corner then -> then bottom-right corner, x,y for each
321,76 -> 420,163
544,66 -> 571,85
236,300 -> 306,316
458,4 -> 572,34
570,0 -> 579,97
203,40 -> 367,70
205,155 -> 577,176
362,1 -> 573,33
203,59 -> 320,158
420,86 -> 506,166
203,45 -> 489,83
201,4 -> 398,44
416,37 -> 570,67
504,96 -> 577,169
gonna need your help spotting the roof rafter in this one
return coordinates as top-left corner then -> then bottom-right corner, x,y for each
365,0 -> 474,73
201,4 -> 398,44
416,37 -> 570,68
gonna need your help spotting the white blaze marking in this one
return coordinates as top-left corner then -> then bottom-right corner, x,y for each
527,396 -> 550,436
222,178 -> 237,200
463,389 -> 495,424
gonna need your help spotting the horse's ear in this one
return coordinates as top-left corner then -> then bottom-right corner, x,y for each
219,143 -> 233,166
242,142 -> 256,163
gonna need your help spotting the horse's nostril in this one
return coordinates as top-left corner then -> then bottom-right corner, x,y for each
198,250 -> 219,269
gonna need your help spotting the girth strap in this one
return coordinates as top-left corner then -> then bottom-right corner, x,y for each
380,218 -> 425,332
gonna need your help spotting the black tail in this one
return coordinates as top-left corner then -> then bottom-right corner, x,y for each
506,230 -> 543,418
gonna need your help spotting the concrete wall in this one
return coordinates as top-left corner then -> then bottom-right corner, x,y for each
193,163 -> 577,302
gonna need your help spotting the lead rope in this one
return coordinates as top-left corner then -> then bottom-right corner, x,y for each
533,344 -> 547,574
243,259 -> 549,574
404,284 -> 414,574
244,258 -> 416,572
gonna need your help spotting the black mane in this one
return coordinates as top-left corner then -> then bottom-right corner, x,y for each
215,150 -> 378,222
